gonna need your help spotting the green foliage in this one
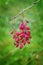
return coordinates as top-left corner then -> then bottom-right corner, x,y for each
0,0 -> 43,65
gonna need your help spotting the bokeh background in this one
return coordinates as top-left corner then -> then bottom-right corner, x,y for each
0,0 -> 43,65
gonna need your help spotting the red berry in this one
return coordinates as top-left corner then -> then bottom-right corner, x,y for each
16,32 -> 20,36
14,42 -> 19,47
20,36 -> 23,40
22,39 -> 24,43
28,36 -> 32,38
25,35 -> 28,39
19,22 -> 26,30
19,44 -> 23,49
27,40 -> 30,44
26,31 -> 30,35
20,33 -> 24,38
23,41 -> 26,45
15,38 -> 19,42
19,31 -> 24,35
16,43 -> 19,47
20,25 -> 23,30
13,35 -> 17,39
25,26 -> 30,30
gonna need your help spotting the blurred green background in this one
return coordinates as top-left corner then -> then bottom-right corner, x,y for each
0,0 -> 43,65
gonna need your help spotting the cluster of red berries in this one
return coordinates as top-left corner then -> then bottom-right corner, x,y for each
10,20 -> 32,49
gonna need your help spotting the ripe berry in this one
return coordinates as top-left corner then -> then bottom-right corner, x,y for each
19,22 -> 26,30
16,32 -> 20,36
23,41 -> 26,45
26,31 -> 30,35
25,35 -> 28,39
14,42 -> 19,47
25,26 -> 30,30
27,40 -> 30,44
16,43 -> 19,47
19,44 -> 23,49
15,38 -> 19,42
13,35 -> 17,39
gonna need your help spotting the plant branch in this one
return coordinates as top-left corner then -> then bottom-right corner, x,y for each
11,0 -> 40,20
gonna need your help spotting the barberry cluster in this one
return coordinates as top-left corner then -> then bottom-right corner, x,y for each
10,20 -> 32,49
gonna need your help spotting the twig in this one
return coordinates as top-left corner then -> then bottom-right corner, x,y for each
11,0 -> 40,20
